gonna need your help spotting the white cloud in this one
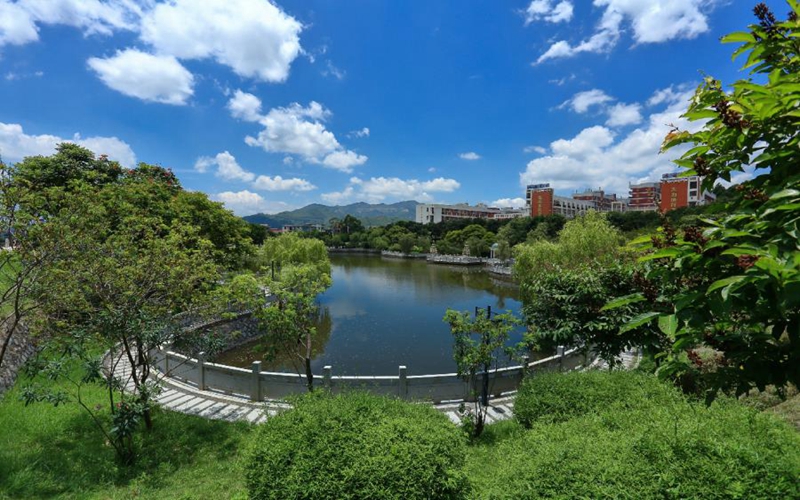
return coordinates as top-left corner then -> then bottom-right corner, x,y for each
561,89 -> 613,113
322,176 -> 460,204
321,150 -> 368,173
0,121 -> 136,168
252,174 -> 315,192
233,98 -> 368,172
491,197 -> 527,208
140,0 -> 303,83
605,102 -> 643,127
195,150 -> 316,192
524,145 -> 547,154
459,152 -> 481,160
227,90 -> 263,122
0,0 -> 140,47
349,127 -> 370,138
520,85 -> 698,196
428,167 -> 437,173
213,190 -> 291,216
321,60 -> 345,80
194,151 -> 255,182
536,0 -> 712,64
525,1 -> 574,25
88,49 -> 194,105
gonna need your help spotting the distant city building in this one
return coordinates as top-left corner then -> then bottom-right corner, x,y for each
415,203 -> 525,224
527,184 -> 604,219
282,223 -> 324,233
659,173 -> 716,212
628,182 -> 660,211
571,189 -> 618,212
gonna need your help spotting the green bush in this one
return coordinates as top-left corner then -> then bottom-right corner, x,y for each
244,392 -> 469,500
470,371 -> 800,499
514,369 -> 681,427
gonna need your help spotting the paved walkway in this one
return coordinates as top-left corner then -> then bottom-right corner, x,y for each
107,350 -> 638,426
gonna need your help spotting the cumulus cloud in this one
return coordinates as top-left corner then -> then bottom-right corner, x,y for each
252,174 -> 316,191
520,85 -> 697,196
140,0 -> 303,82
195,150 -> 317,192
88,49 -> 194,105
560,89 -> 613,113
535,0 -> 713,64
459,152 -> 481,160
349,127 -> 370,138
229,94 -> 368,172
194,151 -> 255,182
523,145 -> 547,154
322,176 -> 460,204
524,1 -> 574,25
321,150 -> 368,173
0,121 -> 136,167
227,90 -> 263,122
0,0 -> 140,47
491,197 -> 527,208
213,190 -> 292,216
561,89 -> 643,128
605,102 -> 643,127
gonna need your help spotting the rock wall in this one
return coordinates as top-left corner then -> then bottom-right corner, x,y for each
0,321 -> 34,396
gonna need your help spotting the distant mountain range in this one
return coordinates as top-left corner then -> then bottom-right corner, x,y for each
243,201 -> 418,228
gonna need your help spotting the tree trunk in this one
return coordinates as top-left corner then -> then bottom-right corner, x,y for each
305,356 -> 314,392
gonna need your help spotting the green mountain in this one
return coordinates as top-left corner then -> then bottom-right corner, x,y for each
243,201 -> 418,228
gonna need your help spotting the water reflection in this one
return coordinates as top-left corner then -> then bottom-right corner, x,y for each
216,255 -> 522,375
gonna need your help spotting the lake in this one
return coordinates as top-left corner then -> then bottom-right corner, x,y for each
215,254 -> 523,376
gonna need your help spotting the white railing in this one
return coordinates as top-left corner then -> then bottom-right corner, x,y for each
154,345 -> 586,404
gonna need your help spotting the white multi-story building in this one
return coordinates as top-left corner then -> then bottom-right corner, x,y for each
416,203 -> 512,224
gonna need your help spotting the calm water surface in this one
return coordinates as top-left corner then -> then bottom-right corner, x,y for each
216,254 -> 522,375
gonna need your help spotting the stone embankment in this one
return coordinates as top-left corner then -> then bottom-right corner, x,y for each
0,321 -> 35,395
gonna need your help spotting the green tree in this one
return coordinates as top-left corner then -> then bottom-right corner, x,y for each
610,2 -> 800,400
398,233 -> 416,254
514,210 -> 624,283
443,308 -> 519,437
256,232 -> 330,276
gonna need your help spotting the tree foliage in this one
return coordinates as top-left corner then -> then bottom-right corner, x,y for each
610,2 -> 800,400
443,307 -> 519,437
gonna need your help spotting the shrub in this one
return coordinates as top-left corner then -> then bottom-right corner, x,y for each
470,371 -> 800,499
244,392 -> 469,500
514,370 -> 681,427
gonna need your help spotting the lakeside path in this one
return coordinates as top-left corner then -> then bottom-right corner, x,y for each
107,351 -> 639,425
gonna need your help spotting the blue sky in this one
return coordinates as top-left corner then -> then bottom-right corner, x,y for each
0,0 -> 780,215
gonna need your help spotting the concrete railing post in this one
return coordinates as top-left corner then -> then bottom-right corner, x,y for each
323,365 -> 332,390
398,365 -> 408,399
251,361 -> 261,402
198,351 -> 206,390
519,355 -> 530,383
556,345 -> 565,372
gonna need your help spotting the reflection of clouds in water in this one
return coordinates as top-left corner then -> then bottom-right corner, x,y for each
324,299 -> 367,320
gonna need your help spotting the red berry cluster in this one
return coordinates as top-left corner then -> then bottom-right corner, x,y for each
632,271 -> 659,303
713,100 -> 749,130
736,254 -> 759,270
693,156 -> 711,176
683,226 -> 708,249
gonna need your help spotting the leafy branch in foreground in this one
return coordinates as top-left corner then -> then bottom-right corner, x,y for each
608,2 -> 800,401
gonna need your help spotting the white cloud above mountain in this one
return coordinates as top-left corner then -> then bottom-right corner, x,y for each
322,176 -> 460,204
213,190 -> 293,215
491,197 -> 527,208
228,92 -> 368,173
195,150 -> 316,192
0,121 -> 136,168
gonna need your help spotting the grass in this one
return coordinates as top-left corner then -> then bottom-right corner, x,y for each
1,369 -> 798,499
0,372 -> 253,499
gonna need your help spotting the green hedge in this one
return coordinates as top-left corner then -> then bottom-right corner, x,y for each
244,392 -> 469,500
469,371 -> 800,499
514,370 -> 682,427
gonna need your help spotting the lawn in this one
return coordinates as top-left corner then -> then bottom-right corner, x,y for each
1,369 -> 798,499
